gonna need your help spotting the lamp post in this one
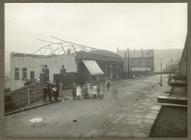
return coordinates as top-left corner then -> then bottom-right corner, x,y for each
159,60 -> 163,86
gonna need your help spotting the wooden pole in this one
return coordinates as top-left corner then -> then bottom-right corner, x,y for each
27,88 -> 30,106
128,48 -> 130,78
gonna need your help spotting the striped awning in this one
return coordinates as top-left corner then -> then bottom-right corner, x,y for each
82,60 -> 104,75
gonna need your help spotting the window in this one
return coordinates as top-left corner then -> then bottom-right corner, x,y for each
30,71 -> 35,80
15,68 -> 19,80
22,68 -> 27,79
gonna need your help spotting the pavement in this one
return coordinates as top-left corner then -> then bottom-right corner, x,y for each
5,74 -> 170,137
150,105 -> 187,137
149,76 -> 187,137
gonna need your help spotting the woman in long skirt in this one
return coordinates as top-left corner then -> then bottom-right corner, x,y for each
92,85 -> 97,99
99,83 -> 105,99
76,84 -> 82,100
87,83 -> 93,98
72,82 -> 77,100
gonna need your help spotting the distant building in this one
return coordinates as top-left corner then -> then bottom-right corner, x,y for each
163,63 -> 179,74
10,50 -> 123,91
116,49 -> 154,78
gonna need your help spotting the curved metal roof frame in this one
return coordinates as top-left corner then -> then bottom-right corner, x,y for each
33,37 -> 97,55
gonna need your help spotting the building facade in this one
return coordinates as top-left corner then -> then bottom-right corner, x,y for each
76,50 -> 123,84
116,49 -> 154,78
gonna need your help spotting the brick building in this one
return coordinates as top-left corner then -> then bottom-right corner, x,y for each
116,49 -> 154,78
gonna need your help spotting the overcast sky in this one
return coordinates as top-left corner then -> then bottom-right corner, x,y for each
5,3 -> 187,55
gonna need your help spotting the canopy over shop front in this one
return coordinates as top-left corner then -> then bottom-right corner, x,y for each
82,60 -> 104,75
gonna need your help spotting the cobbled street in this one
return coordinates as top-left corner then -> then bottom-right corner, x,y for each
6,74 -> 169,137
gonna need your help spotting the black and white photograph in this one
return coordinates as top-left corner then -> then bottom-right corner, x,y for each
3,2 -> 189,138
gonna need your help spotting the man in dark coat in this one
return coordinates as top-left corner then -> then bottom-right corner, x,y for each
60,65 -> 66,82
106,79 -> 111,91
41,65 -> 49,85
43,84 -> 48,103
43,83 -> 52,103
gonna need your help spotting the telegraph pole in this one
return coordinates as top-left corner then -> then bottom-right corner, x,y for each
127,48 -> 130,78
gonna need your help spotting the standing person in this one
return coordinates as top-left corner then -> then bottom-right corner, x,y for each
43,83 -> 48,103
92,85 -> 97,98
72,82 -> 77,100
47,81 -> 52,102
52,82 -> 59,101
99,82 -> 105,99
40,65 -> 49,85
82,84 -> 88,99
42,65 -> 49,84
97,84 -> 101,98
87,83 -> 92,98
76,84 -> 82,100
85,85 -> 89,99
106,79 -> 111,91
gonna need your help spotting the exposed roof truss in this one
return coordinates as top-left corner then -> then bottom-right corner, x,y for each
33,36 -> 97,55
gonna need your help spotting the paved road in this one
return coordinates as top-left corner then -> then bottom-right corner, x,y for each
6,74 -> 169,137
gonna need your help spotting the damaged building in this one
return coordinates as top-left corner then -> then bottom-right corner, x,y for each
10,40 -> 123,91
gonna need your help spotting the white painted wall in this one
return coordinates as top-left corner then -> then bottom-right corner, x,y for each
10,53 -> 78,91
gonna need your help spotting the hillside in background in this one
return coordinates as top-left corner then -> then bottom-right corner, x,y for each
154,49 -> 183,72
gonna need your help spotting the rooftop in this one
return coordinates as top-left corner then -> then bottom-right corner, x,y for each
90,49 -> 122,60
11,52 -> 76,58
117,49 -> 154,58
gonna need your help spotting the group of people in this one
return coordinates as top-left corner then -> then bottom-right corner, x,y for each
72,80 -> 111,100
43,79 -> 111,102
43,82 -> 60,103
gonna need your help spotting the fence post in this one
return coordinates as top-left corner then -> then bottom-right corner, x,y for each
27,88 -> 30,106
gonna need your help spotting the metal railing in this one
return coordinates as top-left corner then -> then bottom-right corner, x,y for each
5,87 -> 44,113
